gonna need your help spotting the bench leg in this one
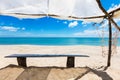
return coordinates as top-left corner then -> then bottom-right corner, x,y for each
17,57 -> 27,67
67,57 -> 75,68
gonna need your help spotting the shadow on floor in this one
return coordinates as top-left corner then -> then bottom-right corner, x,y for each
0,65 -> 113,80
75,67 -> 113,80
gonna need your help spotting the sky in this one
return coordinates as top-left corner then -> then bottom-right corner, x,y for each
0,0 -> 120,37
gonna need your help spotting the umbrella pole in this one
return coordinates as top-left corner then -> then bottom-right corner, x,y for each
107,19 -> 112,67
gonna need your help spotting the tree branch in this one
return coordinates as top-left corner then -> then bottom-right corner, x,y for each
111,19 -> 120,31
96,0 -> 108,15
109,7 -> 120,14
70,15 -> 105,19
7,12 -> 105,20
96,0 -> 120,31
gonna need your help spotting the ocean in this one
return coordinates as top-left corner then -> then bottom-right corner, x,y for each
0,37 -> 119,46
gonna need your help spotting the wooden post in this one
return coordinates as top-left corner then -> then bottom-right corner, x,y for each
107,19 -> 112,67
17,57 -> 27,67
67,57 -> 75,68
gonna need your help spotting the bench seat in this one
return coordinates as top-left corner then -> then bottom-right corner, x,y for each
5,54 -> 89,57
5,54 -> 89,68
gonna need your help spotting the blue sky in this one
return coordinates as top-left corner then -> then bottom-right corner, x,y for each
0,0 -> 120,37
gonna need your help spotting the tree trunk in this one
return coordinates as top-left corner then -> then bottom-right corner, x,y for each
107,19 -> 112,67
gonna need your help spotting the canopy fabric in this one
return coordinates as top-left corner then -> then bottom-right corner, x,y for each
0,0 -> 119,22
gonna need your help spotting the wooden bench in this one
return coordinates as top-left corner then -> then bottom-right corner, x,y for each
5,54 -> 89,68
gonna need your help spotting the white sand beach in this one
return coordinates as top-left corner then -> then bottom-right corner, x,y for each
0,45 -> 120,80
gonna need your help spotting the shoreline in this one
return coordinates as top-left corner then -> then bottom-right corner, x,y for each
0,44 -> 118,47
1,37 -> 119,46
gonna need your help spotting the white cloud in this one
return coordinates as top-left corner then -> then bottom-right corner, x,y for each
57,20 -> 60,23
99,19 -> 120,29
114,18 -> 120,23
21,27 -> 25,30
81,21 -> 92,27
108,4 -> 120,12
74,29 -> 108,37
0,26 -> 19,32
63,21 -> 67,24
68,21 -> 78,28
99,20 -> 108,28
82,21 -> 90,25
0,26 -> 25,32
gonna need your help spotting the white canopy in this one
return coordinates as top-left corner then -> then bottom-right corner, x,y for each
0,0 -> 120,22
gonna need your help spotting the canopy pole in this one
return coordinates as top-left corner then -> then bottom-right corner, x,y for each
107,19 -> 112,67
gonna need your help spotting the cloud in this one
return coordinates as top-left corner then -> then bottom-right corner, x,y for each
82,21 -> 90,25
0,26 -> 19,32
68,21 -> 78,28
57,20 -> 60,23
107,4 -> 120,12
0,26 -> 25,32
21,27 -> 25,30
99,19 -> 120,29
63,21 -> 67,24
74,29 -> 108,37
81,21 -> 92,27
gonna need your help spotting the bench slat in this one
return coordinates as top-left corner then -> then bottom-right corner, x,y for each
5,54 -> 89,58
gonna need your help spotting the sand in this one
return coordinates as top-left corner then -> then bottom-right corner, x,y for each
0,45 -> 120,80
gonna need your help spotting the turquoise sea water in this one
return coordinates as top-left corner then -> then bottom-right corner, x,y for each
0,37 -> 119,46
